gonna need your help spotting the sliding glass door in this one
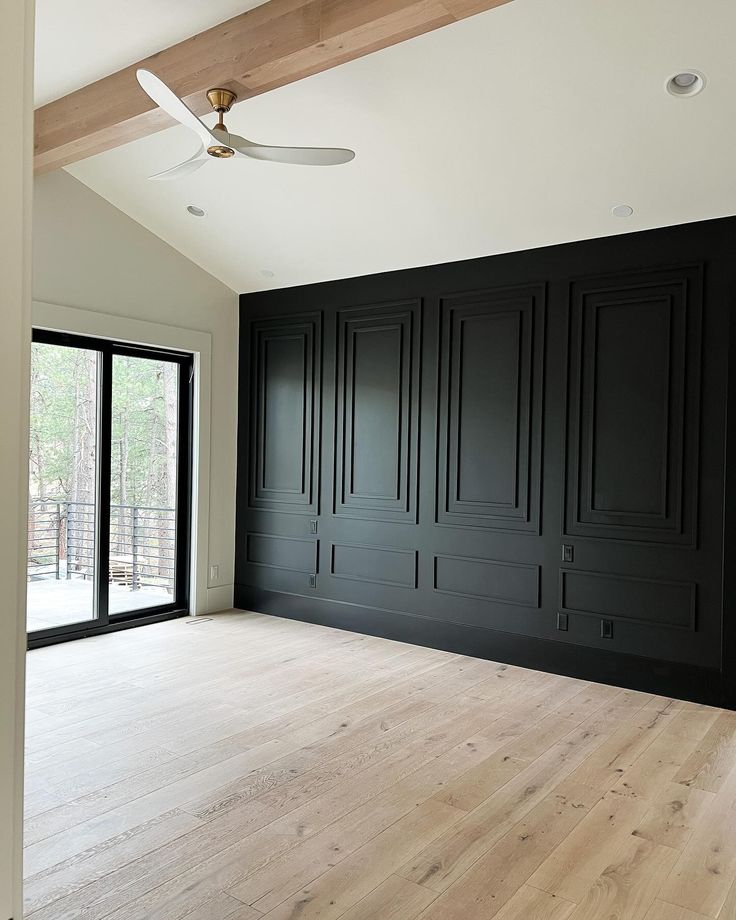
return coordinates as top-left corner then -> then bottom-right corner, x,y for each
27,330 -> 192,642
27,340 -> 99,631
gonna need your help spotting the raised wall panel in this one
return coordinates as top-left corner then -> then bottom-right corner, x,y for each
246,533 -> 318,574
249,314 -> 321,514
560,570 -> 696,630
329,543 -> 418,588
434,554 -> 540,608
565,267 -> 702,544
334,300 -> 420,522
436,285 -> 545,532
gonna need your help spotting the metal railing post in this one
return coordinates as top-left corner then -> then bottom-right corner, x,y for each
131,505 -> 139,591
66,503 -> 72,579
55,502 -> 61,580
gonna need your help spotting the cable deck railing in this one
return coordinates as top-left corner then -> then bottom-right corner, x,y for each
28,499 -> 176,593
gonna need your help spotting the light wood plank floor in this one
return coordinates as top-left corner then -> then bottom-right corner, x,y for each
23,611 -> 736,920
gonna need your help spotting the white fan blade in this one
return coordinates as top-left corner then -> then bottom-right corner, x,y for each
137,69 -> 214,147
240,145 -> 354,166
148,146 -> 207,181
227,131 -> 354,166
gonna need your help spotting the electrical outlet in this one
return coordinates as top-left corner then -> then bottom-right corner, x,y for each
308,574 -> 316,588
557,612 -> 569,631
561,544 -> 574,563
309,519 -> 318,534
209,564 -> 219,582
600,619 -> 613,639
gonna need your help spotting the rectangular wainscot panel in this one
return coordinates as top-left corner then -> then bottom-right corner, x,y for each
246,533 -> 318,573
559,569 -> 696,630
434,554 -> 540,608
334,300 -> 420,522
329,542 -> 418,588
249,313 -> 321,514
242,532 -> 319,595
565,266 -> 702,544
436,284 -> 545,532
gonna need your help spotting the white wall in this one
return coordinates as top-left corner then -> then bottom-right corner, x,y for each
33,169 -> 239,613
0,0 -> 33,914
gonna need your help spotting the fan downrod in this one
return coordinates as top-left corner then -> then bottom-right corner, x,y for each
206,88 -> 238,158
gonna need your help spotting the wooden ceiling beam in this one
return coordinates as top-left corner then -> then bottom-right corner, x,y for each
34,0 -> 512,174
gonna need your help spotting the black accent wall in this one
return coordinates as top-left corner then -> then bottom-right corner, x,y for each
235,217 -> 736,708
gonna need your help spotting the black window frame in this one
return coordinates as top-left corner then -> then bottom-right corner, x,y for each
27,328 -> 193,648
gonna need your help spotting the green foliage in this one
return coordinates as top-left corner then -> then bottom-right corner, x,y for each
29,343 -> 82,500
29,344 -> 178,510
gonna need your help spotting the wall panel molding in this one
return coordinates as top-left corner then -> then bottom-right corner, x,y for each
329,542 -> 418,588
248,313 -> 321,514
334,300 -> 420,523
237,217 -> 736,704
245,532 -> 318,574
436,284 -> 545,532
433,553 -> 540,608
564,266 -> 702,545
559,569 -> 696,631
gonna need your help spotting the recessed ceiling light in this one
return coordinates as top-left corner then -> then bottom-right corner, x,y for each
186,205 -> 206,218
260,269 -> 275,278
666,71 -> 705,97
611,204 -> 634,218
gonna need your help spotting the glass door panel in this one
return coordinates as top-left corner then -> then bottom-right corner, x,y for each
108,354 -> 181,616
27,341 -> 100,632
27,330 -> 192,642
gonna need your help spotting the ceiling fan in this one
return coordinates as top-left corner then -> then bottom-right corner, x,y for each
136,69 -> 355,180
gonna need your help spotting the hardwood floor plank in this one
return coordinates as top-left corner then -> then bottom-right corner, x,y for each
327,874 -> 437,920
631,781 -> 714,850
656,769 -> 736,917
257,801 -> 465,920
179,891 -> 262,919
716,881 -> 736,919
397,716 -> 616,893
644,900 -> 712,920
226,730 -> 507,911
22,613 -> 736,920
97,699 -> 500,919
411,780 -> 602,920
528,791 -> 653,902
24,809 -> 204,914
565,836 -> 678,920
493,885 -> 576,920
673,713 -> 736,793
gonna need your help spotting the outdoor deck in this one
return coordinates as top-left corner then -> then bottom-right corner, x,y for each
27,574 -> 172,632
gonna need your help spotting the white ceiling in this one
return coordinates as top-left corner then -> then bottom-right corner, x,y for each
35,0 -> 268,105
59,0 -> 736,293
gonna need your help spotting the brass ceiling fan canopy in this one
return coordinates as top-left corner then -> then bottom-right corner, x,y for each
206,88 -> 237,114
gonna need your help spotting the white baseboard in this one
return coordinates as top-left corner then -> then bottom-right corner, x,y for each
205,584 -> 234,614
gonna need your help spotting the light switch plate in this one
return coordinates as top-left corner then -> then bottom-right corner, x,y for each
561,544 -> 574,563
209,564 -> 219,582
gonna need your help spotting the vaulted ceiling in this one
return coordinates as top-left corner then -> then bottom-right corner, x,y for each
35,0 -> 269,105
38,0 -> 736,292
